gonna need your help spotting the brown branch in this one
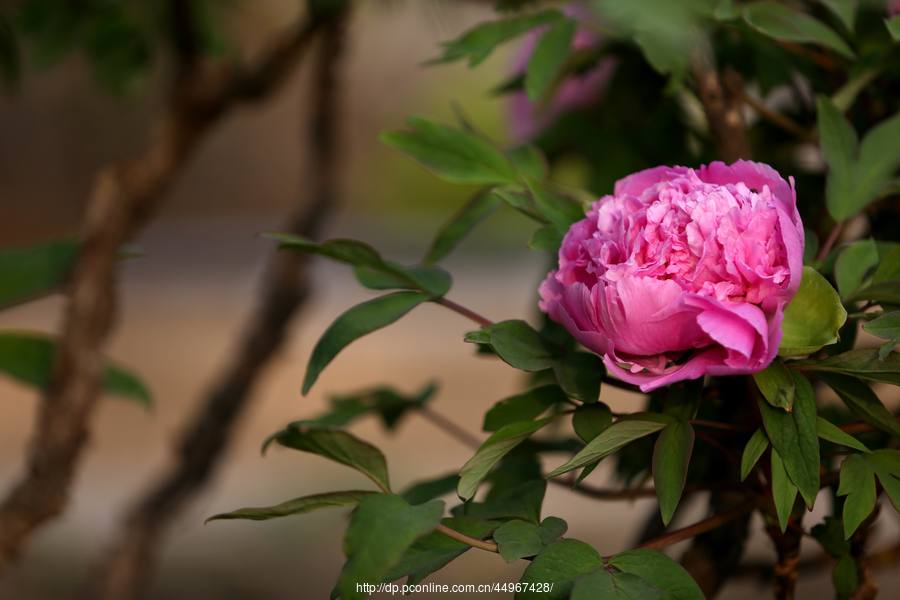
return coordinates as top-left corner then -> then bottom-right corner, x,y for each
0,10 -> 330,575
739,91 -> 814,142
692,63 -> 751,163
83,10 -> 351,600
639,498 -> 757,552
434,297 -> 494,328
765,520 -> 804,600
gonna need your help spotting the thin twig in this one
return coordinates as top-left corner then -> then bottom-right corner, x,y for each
0,8 -> 329,576
434,297 -> 494,327
740,91 -> 814,142
436,524 -> 498,553
816,221 -> 844,263
639,499 -> 757,552
419,405 -> 484,449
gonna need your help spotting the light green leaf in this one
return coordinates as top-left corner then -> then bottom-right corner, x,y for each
741,428 -> 769,481
553,352 -> 604,404
818,96 -> 858,221
771,449 -> 799,532
424,192 -> 502,264
887,15 -> 900,41
817,416 -> 870,452
483,385 -> 567,432
380,117 -> 517,185
493,516 -> 567,563
264,426 -> 391,492
742,1 -> 855,58
302,292 -> 429,394
548,419 -> 667,477
507,145 -> 548,182
300,382 -> 437,431
0,239 -> 78,309
779,266 -> 847,357
0,332 -> 151,406
835,239 -> 878,299
609,549 -> 705,600
529,225 -> 563,253
652,421 -> 694,525
572,402 -> 613,443
819,372 -> 900,437
206,490 -> 374,523
818,0 -> 856,31
758,371 -> 820,506
337,495 -> 444,600
516,538 -> 602,600
864,311 -> 900,342
476,320 -> 556,372
753,361 -> 795,411
525,17 -> 575,101
570,569 -> 666,600
838,454 -> 876,538
458,417 -> 553,501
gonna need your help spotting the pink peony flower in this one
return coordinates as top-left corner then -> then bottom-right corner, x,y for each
539,161 -> 804,392
508,4 -> 615,143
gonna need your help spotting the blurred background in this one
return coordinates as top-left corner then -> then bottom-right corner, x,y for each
1,1 -> 898,598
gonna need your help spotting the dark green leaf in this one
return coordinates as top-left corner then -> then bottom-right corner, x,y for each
553,352 -> 604,403
741,428 -> 769,481
483,385 -> 567,432
866,449 -> 900,512
516,538 -> 602,600
0,239 -> 77,309
206,490 -> 374,523
493,516 -> 567,563
819,373 -> 900,436
572,403 -> 613,443
817,416 -> 870,452
742,1 -> 855,58
838,454 -> 876,538
301,382 -> 437,431
818,0 -> 856,31
779,267 -> 847,357
479,320 -> 556,372
528,183 -> 585,235
855,110 -> 900,215
548,419 -> 667,477
758,371 -> 820,506
529,225 -> 563,253
302,292 -> 429,394
525,17 -> 575,101
864,311 -> 900,342
337,494 -> 444,600
353,265 -> 452,296
888,15 -> 900,41
753,361 -> 795,411
0,332 -> 151,406
652,421 -> 694,525
460,479 -> 547,524
771,448 -> 799,532
811,516 -> 851,557
424,192 -> 502,264
833,554 -> 860,598
265,426 -> 391,492
570,569 -> 666,600
818,96 -> 859,222
380,117 -> 516,185
432,9 -> 563,66
608,548 -> 705,600
835,240 -> 878,299
458,418 -> 553,501
401,474 -> 460,505
848,281 -> 900,305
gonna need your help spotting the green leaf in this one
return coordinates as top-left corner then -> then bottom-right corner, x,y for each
572,402 -> 613,443
548,419 -> 667,477
267,234 -> 450,297
458,418 -> 553,501
818,0 -> 856,31
818,96 -> 858,221
887,15 -> 900,41
817,416 -> 870,452
872,245 -> 900,283
819,373 -> 900,436
753,361 -> 795,411
855,110 -> 900,216
742,1 -> 855,59
302,292 -> 429,394
838,454 -> 876,538
483,385 -> 567,432
477,320 -> 556,372
384,516 -> 498,585
301,382 -> 437,431
336,494 -> 444,600
864,311 -> 900,342
380,117 -> 517,185
741,428 -> 769,481
507,145 -> 548,181
805,349 -> 900,385
527,183 -> 585,235
529,225 -> 563,253
570,569 -> 666,600
401,474 -> 460,505
432,9 -> 563,66
652,421 -> 694,526
205,490 -> 374,523
0,239 -> 78,309
835,239 -> 878,299
459,479 -> 547,524
848,281 -> 900,305
770,449 -> 799,532
779,267 -> 847,357
866,449 -> 900,512
516,538 -> 602,600
0,332 -> 151,406
265,426 -> 391,492
833,554 -> 860,598
608,549 -> 705,600
424,192 -> 501,264
525,17 -> 575,101
493,516 -> 567,563
811,516 -> 851,557
758,371 -> 820,506
553,352 -> 604,403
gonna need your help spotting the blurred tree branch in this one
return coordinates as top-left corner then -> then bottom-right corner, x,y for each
0,2 -> 335,574
85,7 -> 351,598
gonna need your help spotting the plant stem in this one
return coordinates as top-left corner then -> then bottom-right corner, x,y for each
419,406 -> 483,449
638,499 -> 757,551
816,221 -> 843,262
690,419 -> 751,432
434,297 -> 495,327
740,92 -> 813,142
436,524 -> 498,553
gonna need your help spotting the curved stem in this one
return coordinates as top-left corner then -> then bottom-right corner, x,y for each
436,524 -> 498,553
434,297 -> 495,327
816,221 -> 843,263
638,499 -> 757,551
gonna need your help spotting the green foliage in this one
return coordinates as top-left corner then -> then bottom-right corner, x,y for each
812,516 -> 860,598
770,448 -> 799,532
401,474 -> 459,505
742,1 -> 855,59
740,428 -> 769,481
516,538 -> 602,599
571,402 -> 613,443
552,352 -> 604,403
835,239 -> 878,299
753,361 -> 795,411
467,320 -> 556,371
548,418 -> 668,477
493,516 -> 566,562
887,15 -> 900,41
652,420 -> 694,525
424,192 -> 502,264
819,373 -> 900,437
570,570 -> 666,599
838,454 -> 876,538
0,239 -> 77,309
607,549 -> 704,600
525,17 -> 575,102
300,382 -> 437,431
0,332 -> 151,407
863,311 -> 900,344
482,385 -> 567,432
817,416 -> 870,452
206,490 -> 374,523
779,266 -> 847,356
337,494 -> 444,600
